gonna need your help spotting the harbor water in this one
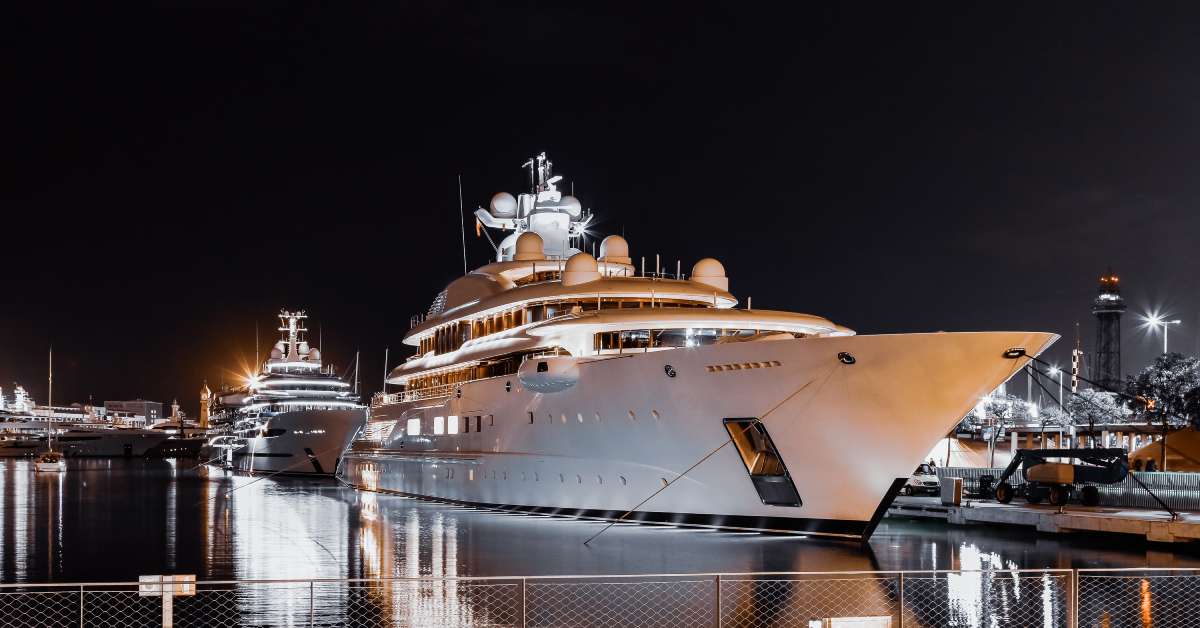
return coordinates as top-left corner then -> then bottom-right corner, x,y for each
1,458 -> 1197,585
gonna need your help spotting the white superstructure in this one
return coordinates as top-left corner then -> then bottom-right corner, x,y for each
206,310 -> 366,475
339,153 -> 1057,540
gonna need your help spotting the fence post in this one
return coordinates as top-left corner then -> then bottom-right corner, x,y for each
309,581 -> 315,627
713,574 -> 722,628
79,586 -> 84,628
161,588 -> 173,628
521,577 -> 527,628
898,573 -> 904,628
1071,570 -> 1079,628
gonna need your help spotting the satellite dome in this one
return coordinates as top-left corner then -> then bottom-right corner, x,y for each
560,195 -> 582,217
270,347 -> 284,360
490,192 -> 517,217
513,231 -> 546,261
308,347 -> 321,362
691,258 -> 728,292
564,251 -> 598,272
598,235 -> 631,264
563,252 -> 601,286
298,340 -> 310,355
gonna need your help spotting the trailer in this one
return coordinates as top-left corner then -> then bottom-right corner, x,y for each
993,448 -> 1128,507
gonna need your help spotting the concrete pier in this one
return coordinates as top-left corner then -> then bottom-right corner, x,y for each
889,496 -> 1200,543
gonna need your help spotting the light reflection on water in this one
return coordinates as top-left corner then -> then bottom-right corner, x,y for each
1,459 -> 1198,622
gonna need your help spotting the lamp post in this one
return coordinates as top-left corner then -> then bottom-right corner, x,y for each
1146,316 -> 1183,353
1049,366 -> 1063,406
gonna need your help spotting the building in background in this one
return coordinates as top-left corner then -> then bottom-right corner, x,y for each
1091,270 -> 1125,391
104,399 -> 163,428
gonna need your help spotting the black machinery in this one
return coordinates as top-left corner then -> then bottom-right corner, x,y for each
993,448 -> 1128,507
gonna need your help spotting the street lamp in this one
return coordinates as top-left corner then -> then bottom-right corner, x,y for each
1048,366 -> 1063,406
1145,315 -> 1183,353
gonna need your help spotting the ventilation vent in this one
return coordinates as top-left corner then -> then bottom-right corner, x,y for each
706,360 -> 782,373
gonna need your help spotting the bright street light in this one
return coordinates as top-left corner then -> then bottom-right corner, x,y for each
1048,366 -> 1063,406
1143,314 -> 1183,354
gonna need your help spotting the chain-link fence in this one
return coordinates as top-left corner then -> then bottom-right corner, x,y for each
4,568 -> 1200,626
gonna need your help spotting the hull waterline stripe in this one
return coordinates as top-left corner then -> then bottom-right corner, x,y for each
340,481 -> 868,540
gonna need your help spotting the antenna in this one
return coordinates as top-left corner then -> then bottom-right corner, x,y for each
354,350 -> 360,395
47,347 -> 53,451
255,322 -> 259,368
458,174 -> 468,275
382,347 -> 389,394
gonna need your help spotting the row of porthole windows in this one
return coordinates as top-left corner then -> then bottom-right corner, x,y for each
406,415 -> 494,436
527,410 -> 662,424
442,468 -> 636,486
405,407 -> 666,437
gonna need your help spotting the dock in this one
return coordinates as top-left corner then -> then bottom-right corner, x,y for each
888,496 -> 1200,543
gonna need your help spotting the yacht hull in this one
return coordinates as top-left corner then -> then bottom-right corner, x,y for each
213,408 -> 365,476
340,331 -> 1056,540
57,431 -> 170,457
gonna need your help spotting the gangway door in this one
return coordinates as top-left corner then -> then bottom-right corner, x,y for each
723,418 -> 802,507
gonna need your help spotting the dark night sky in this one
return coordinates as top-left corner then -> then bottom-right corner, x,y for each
4,3 -> 1199,414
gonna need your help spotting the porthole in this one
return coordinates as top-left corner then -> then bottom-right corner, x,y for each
559,473 -> 564,483
535,472 -> 540,482
576,474 -> 582,484
619,476 -> 627,486
560,414 -> 567,424
522,472 -> 527,481
503,471 -> 508,480
660,477 -> 669,488
577,413 -> 584,423
594,412 -> 601,422
597,475 -> 603,485
628,410 -> 636,421
651,410 -> 660,421
505,381 -> 512,392
469,469 -> 475,481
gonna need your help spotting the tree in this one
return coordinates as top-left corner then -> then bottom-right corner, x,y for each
1064,389 -> 1127,447
1125,353 -> 1200,471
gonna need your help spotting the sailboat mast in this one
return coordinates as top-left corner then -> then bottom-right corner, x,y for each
47,348 -> 53,451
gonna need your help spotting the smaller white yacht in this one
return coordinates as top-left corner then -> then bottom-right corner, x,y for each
204,310 -> 367,475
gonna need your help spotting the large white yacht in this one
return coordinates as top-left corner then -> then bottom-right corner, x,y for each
206,310 -> 367,475
339,153 -> 1057,541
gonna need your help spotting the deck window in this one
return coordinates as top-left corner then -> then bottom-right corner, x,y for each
434,416 -> 445,435
447,415 -> 459,435
406,418 -> 421,436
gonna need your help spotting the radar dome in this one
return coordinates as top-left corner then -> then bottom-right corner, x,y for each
562,252 -> 601,286
270,347 -> 284,360
308,347 -> 321,362
490,192 -> 517,217
560,195 -> 582,217
298,340 -> 310,355
513,231 -> 546,261
598,235 -> 631,264
691,258 -> 728,292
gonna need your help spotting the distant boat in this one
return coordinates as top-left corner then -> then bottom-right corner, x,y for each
34,450 -> 64,473
203,310 -> 366,476
35,348 -> 65,473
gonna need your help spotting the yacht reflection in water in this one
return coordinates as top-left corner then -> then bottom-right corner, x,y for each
1,461 -> 1199,623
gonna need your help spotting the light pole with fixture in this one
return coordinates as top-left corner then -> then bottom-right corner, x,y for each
1145,315 -> 1183,353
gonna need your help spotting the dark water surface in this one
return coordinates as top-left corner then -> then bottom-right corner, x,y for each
2,459 -> 1198,584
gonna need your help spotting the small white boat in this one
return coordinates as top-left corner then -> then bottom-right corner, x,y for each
35,451 -> 65,473
34,349 -> 67,474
